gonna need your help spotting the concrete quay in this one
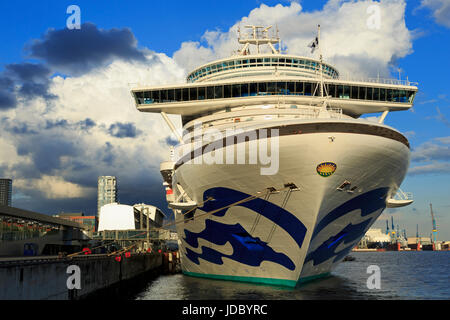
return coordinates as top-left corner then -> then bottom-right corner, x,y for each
0,252 -> 163,300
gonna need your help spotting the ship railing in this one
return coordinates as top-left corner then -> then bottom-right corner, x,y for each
392,189 -> 413,201
181,106 -> 344,138
338,76 -> 418,87
326,107 -> 343,118
92,229 -> 173,241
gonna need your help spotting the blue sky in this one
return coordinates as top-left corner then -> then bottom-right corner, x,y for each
0,0 -> 449,239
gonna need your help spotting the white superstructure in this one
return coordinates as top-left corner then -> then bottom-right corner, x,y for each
131,25 -> 418,287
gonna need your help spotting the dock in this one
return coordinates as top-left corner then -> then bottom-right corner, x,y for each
0,251 -> 179,300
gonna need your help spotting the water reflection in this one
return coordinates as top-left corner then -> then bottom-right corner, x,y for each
133,252 -> 449,300
134,273 -> 379,300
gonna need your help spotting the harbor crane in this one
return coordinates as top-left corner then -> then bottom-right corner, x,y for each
430,203 -> 437,243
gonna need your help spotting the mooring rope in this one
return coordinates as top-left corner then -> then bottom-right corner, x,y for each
66,186 -> 285,258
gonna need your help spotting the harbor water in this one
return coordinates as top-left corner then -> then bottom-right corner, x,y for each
133,251 -> 449,300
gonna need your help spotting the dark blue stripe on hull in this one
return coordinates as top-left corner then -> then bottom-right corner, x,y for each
183,187 -> 308,271
305,187 -> 389,266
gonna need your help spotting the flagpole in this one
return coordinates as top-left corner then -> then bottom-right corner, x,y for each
318,24 -> 324,98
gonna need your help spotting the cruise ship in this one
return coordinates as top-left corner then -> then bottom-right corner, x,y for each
131,26 -> 417,287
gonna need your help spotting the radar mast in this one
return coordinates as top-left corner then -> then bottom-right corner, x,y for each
238,25 -> 280,55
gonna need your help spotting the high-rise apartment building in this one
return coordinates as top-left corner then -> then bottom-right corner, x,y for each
0,179 -> 12,207
97,176 -> 117,215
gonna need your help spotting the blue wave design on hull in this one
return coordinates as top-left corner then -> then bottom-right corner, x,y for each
183,187 -> 308,271
305,187 -> 389,266
198,187 -> 307,249
185,219 -> 295,270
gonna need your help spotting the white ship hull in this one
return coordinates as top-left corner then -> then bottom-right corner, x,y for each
170,119 -> 410,287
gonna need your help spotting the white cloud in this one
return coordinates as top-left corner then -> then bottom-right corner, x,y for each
403,131 -> 416,139
435,136 -> 450,144
419,0 -> 450,28
409,136 -> 450,176
173,0 -> 413,79
0,53 -> 185,204
411,139 -> 450,162
408,162 -> 450,175
14,175 -> 94,199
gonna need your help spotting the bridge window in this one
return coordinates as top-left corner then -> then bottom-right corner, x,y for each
224,85 -> 232,98
327,84 -> 336,98
387,89 -> 393,102
343,85 -> 350,99
366,87 -> 373,100
394,90 -> 400,102
277,82 -> 287,95
214,86 -> 223,99
167,89 -> 174,102
207,86 -> 214,100
181,88 -> 188,101
161,90 -> 168,102
232,84 -> 240,97
358,87 -> 366,100
287,82 -> 295,95
337,85 -> 343,98
175,89 -> 182,101
135,91 -> 143,100
267,82 -> 276,94
189,88 -> 197,101
408,91 -> 415,103
294,82 -> 303,95
198,87 -> 205,100
398,90 -> 407,103
241,83 -> 249,97
259,82 -> 267,94
395,90 -> 401,102
394,90 -> 401,102
138,82 -> 415,106
373,87 -> 380,101
304,82 -> 312,96
250,82 -> 258,96
136,91 -> 144,104
380,88 -> 386,101
350,86 -> 358,100
152,90 -> 160,103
